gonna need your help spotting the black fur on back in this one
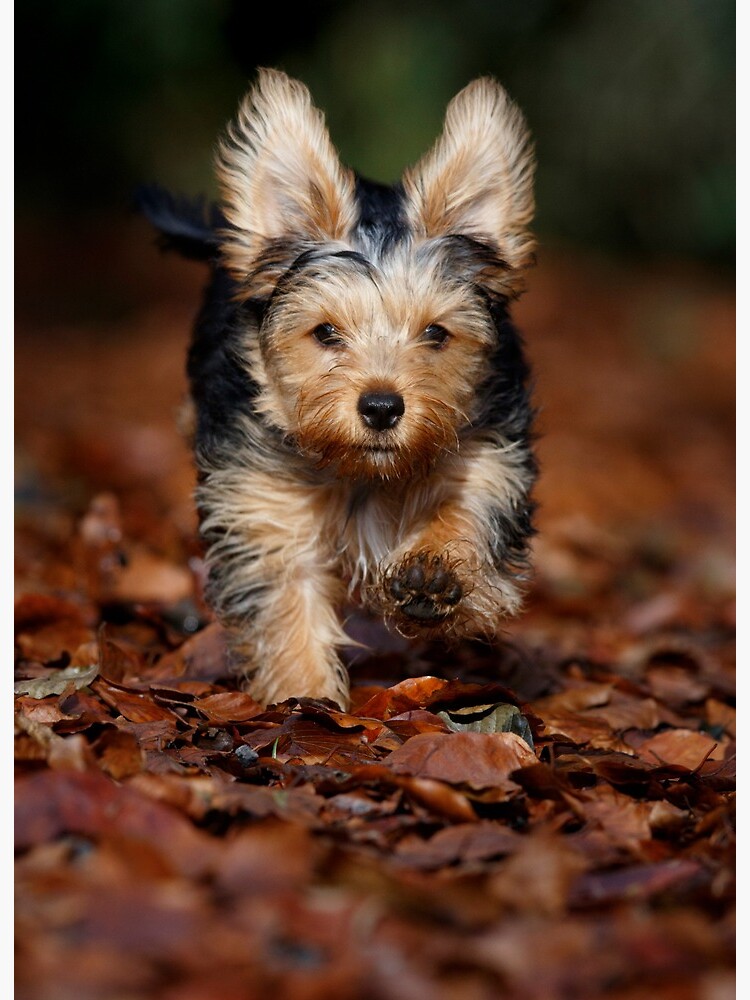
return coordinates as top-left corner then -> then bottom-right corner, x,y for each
137,185 -> 264,459
186,268 -> 264,463
476,294 -> 538,565
476,295 -> 536,447
136,185 -> 225,262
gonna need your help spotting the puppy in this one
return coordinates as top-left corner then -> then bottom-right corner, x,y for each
142,69 -> 537,707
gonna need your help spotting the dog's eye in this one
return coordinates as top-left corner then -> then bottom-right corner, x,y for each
311,323 -> 345,347
421,324 -> 451,349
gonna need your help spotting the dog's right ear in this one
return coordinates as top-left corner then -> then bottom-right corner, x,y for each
402,77 -> 535,294
216,69 -> 358,294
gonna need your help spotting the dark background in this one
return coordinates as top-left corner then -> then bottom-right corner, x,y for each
16,0 -> 734,325
15,0 -> 735,586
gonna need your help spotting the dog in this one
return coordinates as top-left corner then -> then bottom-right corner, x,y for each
141,69 -> 537,708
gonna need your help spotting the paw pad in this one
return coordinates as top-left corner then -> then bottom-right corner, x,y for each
387,554 -> 463,623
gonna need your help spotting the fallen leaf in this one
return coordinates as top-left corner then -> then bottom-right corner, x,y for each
15,621 -> 97,665
15,769 -> 218,876
355,676 -> 449,719
213,820 -> 317,896
14,593 -> 94,632
636,729 -> 723,769
569,858 -> 704,908
489,832 -> 587,915
398,776 -> 477,822
192,690 -> 263,723
14,663 -> 99,699
92,678 -> 181,725
384,731 -> 536,790
93,728 -> 145,779
395,821 -> 523,869
153,622 -> 229,681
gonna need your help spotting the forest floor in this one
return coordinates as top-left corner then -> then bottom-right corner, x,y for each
15,231 -> 735,1000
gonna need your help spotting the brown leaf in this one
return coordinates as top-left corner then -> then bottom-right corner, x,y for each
213,820 -> 317,897
647,664 -> 711,707
192,690 -> 263,723
15,769 -> 218,876
15,621 -> 97,665
535,710 -> 631,750
152,622 -> 229,681
97,629 -> 145,683
15,712 -> 96,772
489,832 -> 587,915
586,691 -> 664,731
635,729 -> 723,769
384,731 -> 536,790
395,821 -> 522,869
115,718 -> 177,753
508,760 -> 577,800
578,785 -> 654,855
200,782 -> 325,825
322,790 -> 399,823
14,593 -> 94,632
241,711 -> 380,767
355,675 -> 449,719
704,698 -> 736,739
92,678 -> 181,724
292,701 -> 384,736
384,709 -> 452,740
56,688 -> 117,731
47,732 -> 96,772
93,728 -> 145,779
533,681 -> 613,714
648,800 -> 692,837
78,492 -> 126,604
569,859 -> 704,908
14,695 -> 74,725
398,776 -> 477,822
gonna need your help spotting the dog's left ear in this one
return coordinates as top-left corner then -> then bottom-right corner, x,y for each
216,69 -> 358,291
403,78 -> 535,286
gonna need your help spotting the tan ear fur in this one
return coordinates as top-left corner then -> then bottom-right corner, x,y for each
216,68 -> 358,282
402,78 -> 535,275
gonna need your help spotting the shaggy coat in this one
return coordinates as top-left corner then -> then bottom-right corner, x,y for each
142,70 -> 537,707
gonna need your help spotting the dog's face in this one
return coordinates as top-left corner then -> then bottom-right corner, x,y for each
217,70 -> 534,479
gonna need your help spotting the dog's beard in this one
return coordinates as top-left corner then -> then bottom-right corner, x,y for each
294,415 -> 459,481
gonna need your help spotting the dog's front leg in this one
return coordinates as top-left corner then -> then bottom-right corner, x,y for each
198,468 -> 350,707
380,439 -> 535,638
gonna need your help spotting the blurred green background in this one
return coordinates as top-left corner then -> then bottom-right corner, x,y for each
16,0 -> 734,286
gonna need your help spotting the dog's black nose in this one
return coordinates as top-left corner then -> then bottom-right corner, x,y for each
358,391 -> 405,431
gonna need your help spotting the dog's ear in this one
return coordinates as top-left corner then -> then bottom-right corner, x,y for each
403,78 -> 535,284
216,69 -> 357,290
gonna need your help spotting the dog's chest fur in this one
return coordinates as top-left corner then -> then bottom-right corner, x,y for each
338,478 -> 440,588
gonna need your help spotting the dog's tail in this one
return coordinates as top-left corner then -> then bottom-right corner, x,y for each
135,184 -> 225,262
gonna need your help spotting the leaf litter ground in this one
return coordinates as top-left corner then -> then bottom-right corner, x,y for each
15,243 -> 735,999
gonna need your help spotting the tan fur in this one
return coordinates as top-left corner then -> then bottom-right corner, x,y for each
216,68 -> 359,290
200,424 -> 532,704
244,240 -> 494,480
199,71 -> 536,707
403,77 -> 535,292
352,435 -> 532,635
197,460 -> 351,706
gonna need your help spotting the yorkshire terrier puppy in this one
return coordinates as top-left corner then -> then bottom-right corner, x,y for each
142,69 -> 537,708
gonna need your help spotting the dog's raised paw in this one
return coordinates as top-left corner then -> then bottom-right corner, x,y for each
386,553 -> 463,623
